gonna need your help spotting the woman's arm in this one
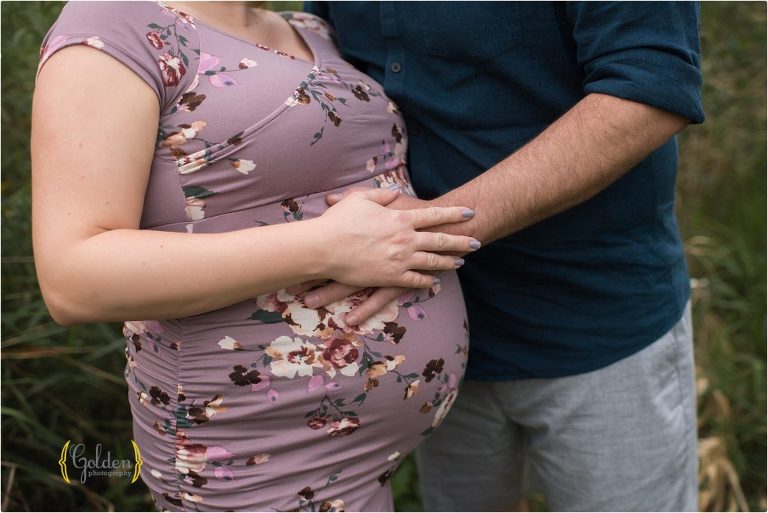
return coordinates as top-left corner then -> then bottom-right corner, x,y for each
32,46 -> 477,326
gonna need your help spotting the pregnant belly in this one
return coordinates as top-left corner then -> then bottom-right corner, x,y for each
124,273 -> 468,509
123,170 -> 469,508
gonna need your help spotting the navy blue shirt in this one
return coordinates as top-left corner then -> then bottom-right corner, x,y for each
306,1 -> 705,380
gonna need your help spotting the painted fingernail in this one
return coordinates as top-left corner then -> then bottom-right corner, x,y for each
345,314 -> 359,325
432,277 -> 441,285
469,239 -> 481,250
454,257 -> 465,268
462,208 -> 475,219
304,294 -> 320,308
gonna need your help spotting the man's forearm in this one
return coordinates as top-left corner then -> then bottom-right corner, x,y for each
427,93 -> 690,244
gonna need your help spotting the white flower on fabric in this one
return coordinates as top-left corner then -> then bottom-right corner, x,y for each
387,354 -> 406,371
184,197 -> 205,221
387,451 -> 401,462
202,395 -> 228,419
247,453 -> 270,465
229,159 -> 256,175
267,336 -> 321,379
85,36 -> 104,49
181,492 -> 204,503
218,336 -> 243,350
276,289 -> 296,302
180,120 -> 207,139
239,57 -> 258,68
283,303 -> 323,336
432,389 -> 458,428
289,14 -> 331,40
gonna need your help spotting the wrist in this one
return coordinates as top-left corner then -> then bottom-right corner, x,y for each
288,217 -> 334,281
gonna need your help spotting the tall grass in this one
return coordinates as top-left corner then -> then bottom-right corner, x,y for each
676,3 -> 767,511
1,2 -> 765,511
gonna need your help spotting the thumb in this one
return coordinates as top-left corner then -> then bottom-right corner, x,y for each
326,186 -> 375,206
350,187 -> 400,206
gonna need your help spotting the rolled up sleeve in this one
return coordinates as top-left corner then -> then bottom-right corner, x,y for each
567,1 -> 705,123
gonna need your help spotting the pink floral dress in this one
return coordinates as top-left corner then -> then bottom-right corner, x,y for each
38,2 -> 468,511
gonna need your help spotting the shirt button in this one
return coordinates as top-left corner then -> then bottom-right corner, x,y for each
390,62 -> 402,73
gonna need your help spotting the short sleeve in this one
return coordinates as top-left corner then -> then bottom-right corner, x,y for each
37,1 -> 200,113
566,1 -> 705,124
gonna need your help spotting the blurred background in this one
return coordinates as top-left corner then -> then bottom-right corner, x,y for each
1,1 -> 765,511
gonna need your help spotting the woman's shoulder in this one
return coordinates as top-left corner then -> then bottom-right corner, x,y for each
39,1 -> 201,111
52,1 -> 182,34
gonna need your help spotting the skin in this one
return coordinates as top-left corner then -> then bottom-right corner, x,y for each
305,93 -> 691,324
31,2 -> 480,326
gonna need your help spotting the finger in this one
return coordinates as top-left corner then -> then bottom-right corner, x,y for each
326,186 -> 372,206
303,282 -> 363,309
400,270 -> 441,289
345,287 -> 408,326
409,251 -> 464,271
285,279 -> 328,296
415,231 -> 482,253
346,187 -> 400,207
409,206 -> 475,229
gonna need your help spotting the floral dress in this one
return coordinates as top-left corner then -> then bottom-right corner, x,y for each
38,2 -> 469,511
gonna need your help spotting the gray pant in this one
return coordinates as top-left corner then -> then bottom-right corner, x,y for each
416,302 -> 697,512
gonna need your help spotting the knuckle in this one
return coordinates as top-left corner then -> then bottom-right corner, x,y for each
429,206 -> 442,223
426,252 -> 439,269
395,210 -> 411,225
434,232 -> 447,250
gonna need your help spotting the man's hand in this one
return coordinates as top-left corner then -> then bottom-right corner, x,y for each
288,187 -> 477,326
327,186 -> 428,212
287,281 -> 407,326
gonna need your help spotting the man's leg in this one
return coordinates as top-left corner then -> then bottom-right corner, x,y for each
507,302 -> 698,511
415,380 -> 529,512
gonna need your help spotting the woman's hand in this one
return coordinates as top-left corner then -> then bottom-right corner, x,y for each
314,188 -> 479,289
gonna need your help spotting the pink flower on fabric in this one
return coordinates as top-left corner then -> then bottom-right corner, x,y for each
158,53 -> 186,86
197,52 -> 239,87
146,31 -> 164,49
307,374 -> 324,392
209,73 -> 237,87
250,375 -> 270,392
407,304 -> 426,321
214,466 -> 235,480
266,388 -> 280,402
206,446 -> 234,461
198,52 -> 221,73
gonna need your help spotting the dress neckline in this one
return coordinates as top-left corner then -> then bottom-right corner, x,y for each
155,2 -> 320,68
